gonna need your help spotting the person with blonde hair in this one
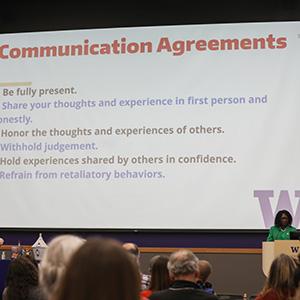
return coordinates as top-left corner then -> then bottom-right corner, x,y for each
54,238 -> 141,300
255,253 -> 297,300
39,234 -> 85,300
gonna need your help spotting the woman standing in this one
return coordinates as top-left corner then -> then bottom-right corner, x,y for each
267,210 -> 296,241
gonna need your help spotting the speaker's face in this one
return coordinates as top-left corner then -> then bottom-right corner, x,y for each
280,214 -> 289,228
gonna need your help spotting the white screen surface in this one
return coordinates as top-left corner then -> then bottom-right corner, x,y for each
0,22 -> 300,229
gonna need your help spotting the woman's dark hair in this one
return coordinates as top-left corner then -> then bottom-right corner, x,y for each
149,255 -> 171,291
274,210 -> 293,227
54,238 -> 140,300
5,255 -> 39,300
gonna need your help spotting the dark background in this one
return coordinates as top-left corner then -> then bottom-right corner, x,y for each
1,0 -> 300,34
0,0 -> 299,248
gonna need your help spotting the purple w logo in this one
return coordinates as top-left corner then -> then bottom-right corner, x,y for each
254,190 -> 300,228
291,246 -> 299,253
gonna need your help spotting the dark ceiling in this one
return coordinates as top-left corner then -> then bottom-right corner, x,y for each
1,0 -> 300,33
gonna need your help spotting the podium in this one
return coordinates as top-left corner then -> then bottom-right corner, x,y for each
262,240 -> 300,276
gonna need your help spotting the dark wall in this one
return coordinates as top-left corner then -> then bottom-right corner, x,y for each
1,0 -> 300,34
0,229 -> 268,248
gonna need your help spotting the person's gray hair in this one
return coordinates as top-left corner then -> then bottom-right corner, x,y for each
167,249 -> 199,276
39,235 -> 85,299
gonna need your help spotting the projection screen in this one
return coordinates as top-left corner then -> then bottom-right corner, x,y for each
0,21 -> 300,229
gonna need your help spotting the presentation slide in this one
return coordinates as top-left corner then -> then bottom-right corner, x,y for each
0,22 -> 300,229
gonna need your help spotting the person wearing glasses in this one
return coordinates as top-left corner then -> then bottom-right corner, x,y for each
267,210 -> 296,241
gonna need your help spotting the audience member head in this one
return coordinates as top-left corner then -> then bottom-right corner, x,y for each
274,210 -> 293,229
10,245 -> 20,260
149,255 -> 171,291
198,260 -> 212,283
167,249 -> 199,283
24,251 -> 39,268
39,234 -> 85,299
5,255 -> 39,300
54,238 -> 140,300
123,242 -> 140,264
0,237 -> 4,246
261,253 -> 297,299
123,242 -> 140,257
